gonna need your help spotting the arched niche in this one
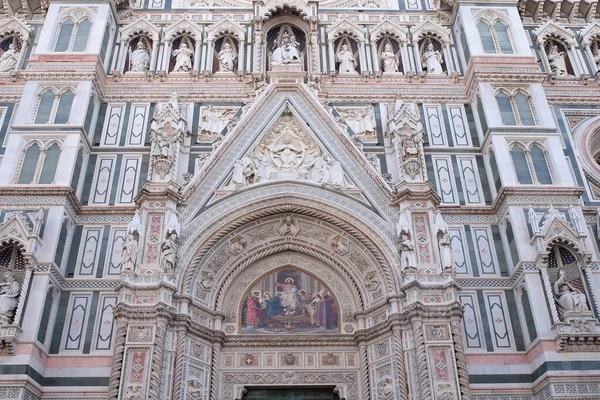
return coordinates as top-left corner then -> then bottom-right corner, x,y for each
369,19 -> 408,74
326,18 -> 366,75
0,17 -> 32,73
533,21 -> 581,76
412,20 -> 453,75
163,18 -> 201,73
205,18 -> 245,74
117,18 -> 160,74
263,12 -> 310,73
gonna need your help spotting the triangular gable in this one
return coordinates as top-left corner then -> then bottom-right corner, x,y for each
326,16 -> 366,40
581,22 -> 600,46
411,19 -> 450,43
369,18 -> 408,42
206,17 -> 245,41
533,21 -> 576,45
0,16 -> 32,43
163,16 -> 202,41
181,84 -> 393,224
120,16 -> 161,41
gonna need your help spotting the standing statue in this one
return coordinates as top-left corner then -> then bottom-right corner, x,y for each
271,32 -> 301,66
218,42 -> 237,72
160,231 -> 178,275
172,42 -> 194,72
569,206 -> 583,233
130,41 -> 150,72
121,232 -> 139,272
337,44 -> 358,74
0,272 -> 20,324
399,234 -> 416,270
553,269 -> 589,317
422,43 -> 444,74
381,43 -> 399,73
0,43 -> 20,72
547,44 -> 568,76
439,232 -> 453,271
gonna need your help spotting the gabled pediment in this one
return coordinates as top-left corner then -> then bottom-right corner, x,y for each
412,20 -> 451,43
163,16 -> 202,41
534,20 -> 576,45
370,18 -> 409,42
0,17 -> 32,43
326,16 -> 366,41
540,211 -> 586,255
180,84 -> 393,224
581,22 -> 600,46
120,16 -> 161,41
206,17 -> 245,41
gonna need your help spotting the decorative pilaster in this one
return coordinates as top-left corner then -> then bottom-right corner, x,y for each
450,319 -> 471,400
172,327 -> 187,399
392,325 -> 409,400
359,343 -> 371,399
107,319 -> 128,400
412,319 -> 432,400
210,342 -> 222,400
148,318 -> 168,400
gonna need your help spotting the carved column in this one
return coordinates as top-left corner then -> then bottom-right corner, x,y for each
392,325 -> 409,400
12,264 -> 33,326
359,343 -> 371,399
193,39 -> 202,71
412,319 -> 432,400
582,265 -> 600,316
147,317 -> 168,400
107,318 -> 128,400
253,32 -> 263,74
450,319 -> 471,400
172,326 -> 187,399
210,341 -> 222,399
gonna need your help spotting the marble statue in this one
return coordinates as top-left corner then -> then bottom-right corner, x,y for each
0,272 -> 20,323
278,215 -> 300,236
553,269 -> 589,317
121,232 -> 139,272
269,129 -> 305,169
439,232 -> 453,271
231,157 -> 257,187
569,206 -> 583,233
337,107 -> 376,137
160,231 -> 178,275
130,41 -> 150,72
271,32 -> 301,66
337,44 -> 358,74
172,42 -> 194,72
399,234 -> 416,270
218,42 -> 237,72
594,48 -> 600,72
422,43 -> 444,74
0,43 -> 20,72
199,106 -> 237,137
434,210 -> 449,235
380,43 -> 399,73
547,44 -> 568,76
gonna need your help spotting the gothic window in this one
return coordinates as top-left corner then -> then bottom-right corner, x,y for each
33,89 -> 75,124
54,18 -> 92,52
477,20 -> 514,55
496,90 -> 536,126
16,141 -> 62,184
510,143 -> 553,185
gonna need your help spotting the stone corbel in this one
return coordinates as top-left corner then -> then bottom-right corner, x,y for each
0,324 -> 21,355
233,385 -> 248,400
333,385 -> 347,400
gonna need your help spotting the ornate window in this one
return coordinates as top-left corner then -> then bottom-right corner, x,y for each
510,142 -> 553,185
495,89 -> 536,126
54,18 -> 92,52
33,89 -> 75,124
476,12 -> 515,55
15,141 -> 62,184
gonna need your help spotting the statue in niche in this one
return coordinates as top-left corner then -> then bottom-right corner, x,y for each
0,272 -> 20,324
160,214 -> 180,277
218,42 -> 237,72
0,43 -> 20,72
380,43 -> 399,73
553,269 -> 589,317
547,44 -> 568,76
271,32 -> 301,66
172,42 -> 194,72
337,44 -> 358,74
422,42 -> 444,74
121,232 -> 139,272
396,210 -> 416,270
129,41 -> 150,72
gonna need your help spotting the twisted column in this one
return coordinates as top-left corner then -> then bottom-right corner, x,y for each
210,342 -> 222,400
12,265 -> 32,325
392,326 -> 409,400
148,319 -> 167,400
172,328 -> 187,399
107,319 -> 128,400
450,320 -> 471,400
412,320 -> 432,400
359,343 -> 371,400
540,267 -> 560,323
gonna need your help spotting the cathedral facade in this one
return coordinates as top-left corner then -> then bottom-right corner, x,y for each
1,0 -> 600,399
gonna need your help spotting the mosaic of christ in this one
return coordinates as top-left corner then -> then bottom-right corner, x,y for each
240,268 -> 339,334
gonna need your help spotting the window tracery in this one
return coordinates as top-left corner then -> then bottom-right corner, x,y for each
31,88 -> 75,125
495,88 -> 537,126
14,140 -> 63,185
52,9 -> 94,52
509,142 -> 553,185
475,11 -> 515,54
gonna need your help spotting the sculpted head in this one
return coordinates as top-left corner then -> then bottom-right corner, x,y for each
136,41 -> 146,50
180,43 -> 188,49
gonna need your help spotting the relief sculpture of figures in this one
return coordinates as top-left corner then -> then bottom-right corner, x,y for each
0,43 -> 20,72
218,42 -> 237,72
553,269 -> 589,318
422,42 -> 444,74
130,41 -> 150,72
547,44 -> 568,76
172,42 -> 194,72
381,43 -> 399,73
0,272 -> 20,324
337,44 -> 358,74
271,32 -> 301,66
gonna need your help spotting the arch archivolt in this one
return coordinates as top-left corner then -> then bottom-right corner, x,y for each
216,251 -> 361,333
187,212 -> 394,314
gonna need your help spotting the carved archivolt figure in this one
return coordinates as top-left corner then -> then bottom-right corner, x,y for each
130,41 -> 150,72
0,43 -> 20,72
0,272 -> 20,323
547,44 -> 568,76
380,43 -> 399,73
218,42 -> 237,72
172,42 -> 194,72
422,42 -> 444,74
337,44 -> 358,74
553,269 -> 589,317
271,32 -> 301,66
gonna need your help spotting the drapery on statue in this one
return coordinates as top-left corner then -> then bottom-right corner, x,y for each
422,42 -> 444,74
553,269 -> 589,318
0,43 -> 20,72
547,44 -> 568,76
0,272 -> 20,324
130,41 -> 150,72
271,32 -> 301,66
172,42 -> 194,72
381,43 -> 399,73
218,42 -> 237,72
337,44 -> 358,74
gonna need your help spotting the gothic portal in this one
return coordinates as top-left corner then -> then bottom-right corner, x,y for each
1,1 -> 600,400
